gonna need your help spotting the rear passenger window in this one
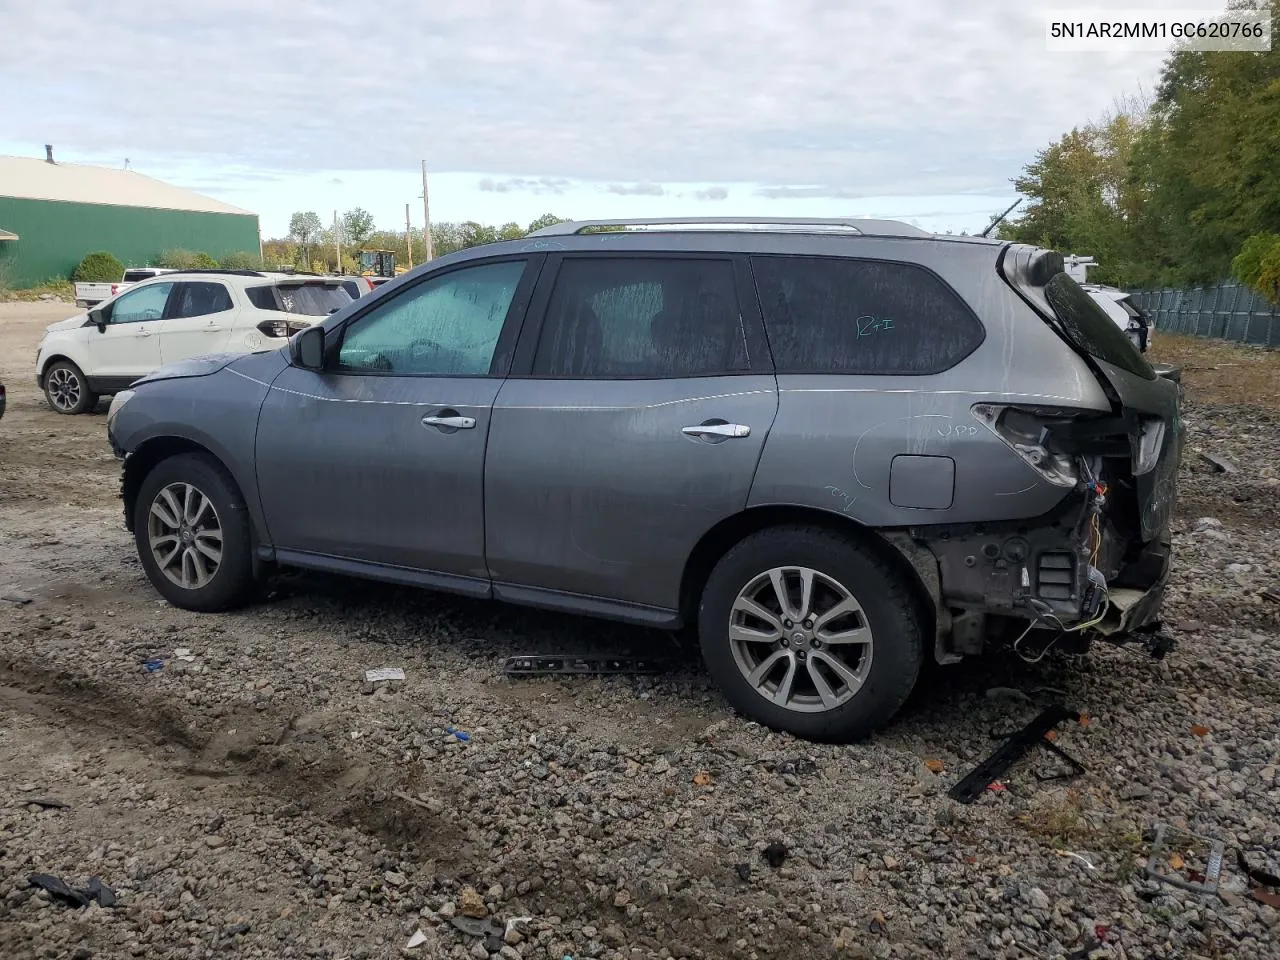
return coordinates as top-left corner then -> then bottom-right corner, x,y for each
532,257 -> 749,378
171,282 -> 233,318
750,256 -> 984,375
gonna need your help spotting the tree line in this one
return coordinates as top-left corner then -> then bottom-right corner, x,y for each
998,0 -> 1280,300
266,210 -> 569,275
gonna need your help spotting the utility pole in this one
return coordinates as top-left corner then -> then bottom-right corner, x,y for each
333,209 -> 341,273
405,203 -> 414,269
420,160 -> 433,262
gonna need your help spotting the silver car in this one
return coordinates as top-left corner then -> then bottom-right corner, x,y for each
106,218 -> 1184,741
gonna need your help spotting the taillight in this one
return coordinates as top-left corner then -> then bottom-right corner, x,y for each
971,404 -> 1080,487
256,319 -> 311,338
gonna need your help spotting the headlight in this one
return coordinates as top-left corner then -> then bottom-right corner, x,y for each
107,389 -> 135,427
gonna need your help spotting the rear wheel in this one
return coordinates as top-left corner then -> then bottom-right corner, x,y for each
134,453 -> 255,612
698,525 -> 924,742
43,361 -> 97,415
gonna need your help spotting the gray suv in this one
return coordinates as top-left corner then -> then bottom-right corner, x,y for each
106,218 -> 1183,741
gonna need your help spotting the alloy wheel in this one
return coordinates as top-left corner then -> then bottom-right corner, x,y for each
728,565 -> 874,713
147,482 -> 223,590
47,368 -> 81,411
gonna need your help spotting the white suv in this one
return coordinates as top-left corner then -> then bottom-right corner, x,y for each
36,270 -> 352,414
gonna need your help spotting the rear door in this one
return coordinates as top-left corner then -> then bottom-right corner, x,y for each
159,281 -> 236,363
87,280 -> 175,380
484,253 -> 778,616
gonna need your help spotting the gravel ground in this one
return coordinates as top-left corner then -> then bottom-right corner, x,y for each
2,303 -> 1278,960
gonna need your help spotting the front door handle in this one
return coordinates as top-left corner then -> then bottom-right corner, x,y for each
682,422 -> 751,439
422,414 -> 476,430
136,328 -> 151,337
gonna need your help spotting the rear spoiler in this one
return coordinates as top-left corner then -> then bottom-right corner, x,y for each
274,277 -> 344,288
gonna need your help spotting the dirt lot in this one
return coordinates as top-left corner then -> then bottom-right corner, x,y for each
2,303 -> 1278,960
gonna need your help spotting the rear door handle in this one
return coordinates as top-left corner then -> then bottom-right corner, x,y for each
682,422 -> 751,439
422,415 -> 476,430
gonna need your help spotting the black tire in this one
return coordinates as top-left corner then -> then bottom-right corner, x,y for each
133,453 -> 256,612
43,360 -> 98,415
697,525 -> 924,743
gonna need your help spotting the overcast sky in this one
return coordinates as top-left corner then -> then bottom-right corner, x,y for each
0,0 -> 1198,238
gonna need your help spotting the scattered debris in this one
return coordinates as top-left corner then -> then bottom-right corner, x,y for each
735,862 -> 752,882
924,758 -> 944,774
446,727 -> 470,743
692,771 -> 713,786
948,704 -> 1087,804
762,841 -> 788,869
1054,849 -> 1097,871
773,757 -> 818,776
364,667 -> 405,683
174,648 -> 196,662
142,658 -> 164,673
1236,849 -> 1280,907
1191,724 -> 1210,738
1261,588 -> 1280,605
1144,823 -> 1225,895
1198,451 -> 1238,473
405,929 -> 429,950
1,592 -> 33,605
868,911 -> 888,935
502,655 -> 670,676
449,916 -> 505,939
27,874 -> 117,908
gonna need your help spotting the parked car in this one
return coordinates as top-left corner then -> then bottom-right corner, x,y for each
106,217 -> 1183,741
38,269 -> 351,414
1084,284 -> 1150,352
74,267 -> 177,308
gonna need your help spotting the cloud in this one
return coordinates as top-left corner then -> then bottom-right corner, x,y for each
695,186 -> 729,201
755,185 -> 863,200
604,182 -> 664,196
0,0 -> 1175,199
478,176 -> 570,194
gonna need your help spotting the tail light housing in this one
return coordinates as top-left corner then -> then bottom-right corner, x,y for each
256,318 -> 313,338
971,404 -> 1082,487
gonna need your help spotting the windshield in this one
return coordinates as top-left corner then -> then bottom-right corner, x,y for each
246,283 -> 351,316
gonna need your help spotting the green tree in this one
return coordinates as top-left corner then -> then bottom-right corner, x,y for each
289,211 -> 324,264
526,212 -> 569,233
72,251 -> 124,282
341,207 -> 376,247
497,221 -> 525,241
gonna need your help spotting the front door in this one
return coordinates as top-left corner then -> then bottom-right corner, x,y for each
87,280 -> 174,380
159,281 -> 236,363
254,257 -> 538,584
485,254 -> 779,613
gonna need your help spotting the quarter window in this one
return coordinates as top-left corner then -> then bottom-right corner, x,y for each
532,257 -> 748,378
171,282 -> 233,319
750,256 -> 984,375
337,260 -> 526,376
108,282 -> 174,324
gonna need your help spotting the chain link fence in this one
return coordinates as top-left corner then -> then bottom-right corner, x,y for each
1128,281 -> 1280,348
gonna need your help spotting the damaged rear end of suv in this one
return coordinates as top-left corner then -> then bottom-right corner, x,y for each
918,244 -> 1184,665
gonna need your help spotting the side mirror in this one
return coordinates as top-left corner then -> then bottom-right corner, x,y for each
88,308 -> 107,332
291,324 -> 325,370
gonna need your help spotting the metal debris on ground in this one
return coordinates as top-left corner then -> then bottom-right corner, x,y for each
364,667 -> 405,683
26,797 -> 70,810
1144,823 -> 1225,895
948,704 -> 1087,804
1054,849 -> 1097,871
502,655 -> 671,677
773,757 -> 818,776
27,873 -> 117,908
1,593 -> 33,605
449,915 -> 505,939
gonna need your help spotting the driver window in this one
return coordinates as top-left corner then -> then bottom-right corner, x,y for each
337,260 -> 526,376
109,282 -> 174,324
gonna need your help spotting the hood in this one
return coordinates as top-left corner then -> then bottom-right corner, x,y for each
132,353 -> 243,386
45,314 -> 90,333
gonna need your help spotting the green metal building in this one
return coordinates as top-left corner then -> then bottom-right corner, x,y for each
0,151 -> 260,289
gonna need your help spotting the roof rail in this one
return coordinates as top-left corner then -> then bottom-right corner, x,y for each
162,268 -> 266,277
525,217 -> 933,238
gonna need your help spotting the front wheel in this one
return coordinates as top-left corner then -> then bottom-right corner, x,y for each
134,454 -> 256,612
43,361 -> 98,415
698,525 -> 924,742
